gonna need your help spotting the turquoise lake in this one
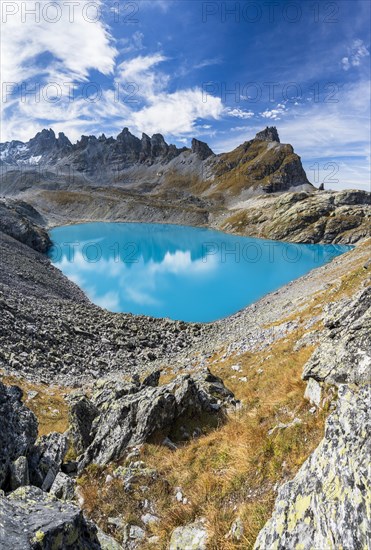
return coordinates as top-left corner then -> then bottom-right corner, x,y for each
49,223 -> 352,323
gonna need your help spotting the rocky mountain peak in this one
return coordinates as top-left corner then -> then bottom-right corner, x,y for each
57,132 -> 72,149
150,133 -> 168,157
255,126 -> 280,143
191,138 -> 214,160
28,128 -> 57,152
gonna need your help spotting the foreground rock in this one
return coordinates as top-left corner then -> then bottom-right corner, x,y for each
254,286 -> 371,549
0,382 -> 38,490
28,432 -> 68,491
169,519 -> 208,550
0,199 -> 51,252
0,486 -> 104,549
70,369 -> 238,470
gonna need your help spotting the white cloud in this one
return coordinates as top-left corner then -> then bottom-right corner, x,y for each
226,108 -> 254,119
341,39 -> 370,70
0,0 -> 117,85
129,88 -> 223,136
194,57 -> 223,70
116,54 -> 169,98
261,103 -> 287,120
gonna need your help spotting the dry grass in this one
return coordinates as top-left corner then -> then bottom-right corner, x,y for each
78,328 -> 331,549
0,373 -> 70,436
2,239 -> 367,548
77,245 -> 370,549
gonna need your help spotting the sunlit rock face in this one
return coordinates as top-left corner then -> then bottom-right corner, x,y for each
254,287 -> 371,550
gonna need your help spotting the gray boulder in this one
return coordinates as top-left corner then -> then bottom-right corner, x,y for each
0,382 -> 38,490
254,286 -> 371,549
10,456 -> 29,491
68,393 -> 99,456
254,385 -> 370,550
0,485 -> 101,549
0,199 -> 51,253
28,432 -> 68,491
303,286 -> 371,385
169,519 -> 208,549
49,472 -> 76,501
72,369 -> 237,470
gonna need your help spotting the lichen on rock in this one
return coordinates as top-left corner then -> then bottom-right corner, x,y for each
254,286 -> 371,549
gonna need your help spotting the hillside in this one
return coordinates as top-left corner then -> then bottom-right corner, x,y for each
0,204 -> 369,549
0,126 -> 313,199
0,125 -> 370,549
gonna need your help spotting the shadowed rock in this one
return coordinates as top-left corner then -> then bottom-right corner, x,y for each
191,138 -> 214,160
0,382 -> 38,490
70,369 -> 238,471
28,432 -> 68,491
0,199 -> 51,252
0,486 -> 102,549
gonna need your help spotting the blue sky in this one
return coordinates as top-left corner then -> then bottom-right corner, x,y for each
1,0 -> 370,189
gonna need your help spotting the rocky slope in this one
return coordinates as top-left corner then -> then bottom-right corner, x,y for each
0,227 -> 209,386
0,126 -> 312,198
0,198 -> 51,252
254,287 -> 370,550
220,189 -> 371,244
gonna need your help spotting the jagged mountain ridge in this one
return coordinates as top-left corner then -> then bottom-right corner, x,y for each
0,128 -> 211,170
0,126 -> 312,196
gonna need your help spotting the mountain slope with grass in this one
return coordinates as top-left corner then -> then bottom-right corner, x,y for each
0,199 -> 370,548
0,126 -> 313,199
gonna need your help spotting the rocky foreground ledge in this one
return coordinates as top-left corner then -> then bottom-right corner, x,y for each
254,286 -> 371,549
0,197 -> 370,548
0,370 -> 237,549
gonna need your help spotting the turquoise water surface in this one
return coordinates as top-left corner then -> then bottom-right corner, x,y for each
49,223 -> 352,323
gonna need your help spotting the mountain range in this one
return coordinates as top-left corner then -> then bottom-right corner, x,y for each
0,126 -> 312,198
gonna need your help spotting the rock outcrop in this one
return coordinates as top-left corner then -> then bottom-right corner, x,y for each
191,138 -> 214,160
28,432 -> 68,491
254,286 -> 371,550
0,486 -> 102,549
222,189 -> 371,243
70,369 -> 238,470
211,128 -> 312,195
0,199 -> 51,252
255,126 -> 280,142
0,382 -> 38,490
303,286 -> 370,385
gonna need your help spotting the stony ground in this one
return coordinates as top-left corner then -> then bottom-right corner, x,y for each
0,197 -> 370,549
0,231 -> 208,386
1,204 -> 369,391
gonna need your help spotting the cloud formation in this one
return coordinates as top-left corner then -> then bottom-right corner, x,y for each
341,39 -> 370,71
